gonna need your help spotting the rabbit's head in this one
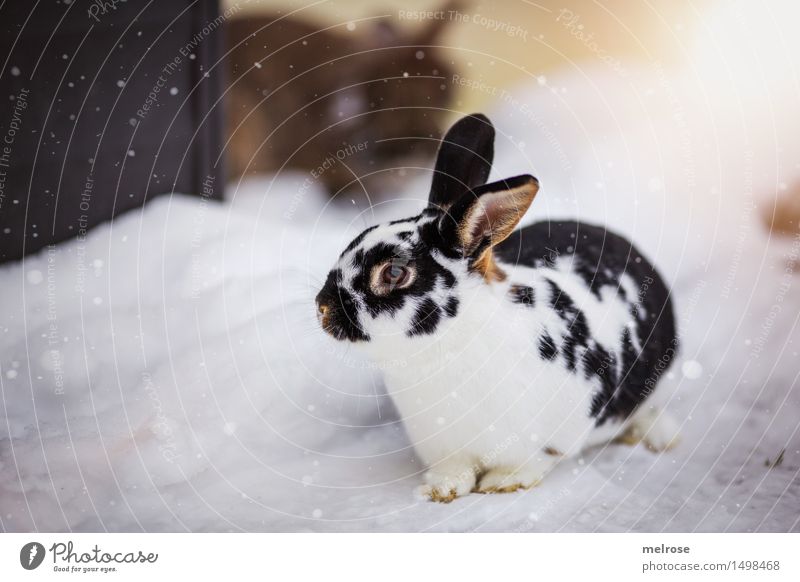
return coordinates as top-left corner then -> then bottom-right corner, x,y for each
316,114 -> 539,344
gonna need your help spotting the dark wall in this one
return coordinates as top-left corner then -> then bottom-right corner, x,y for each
0,0 -> 225,264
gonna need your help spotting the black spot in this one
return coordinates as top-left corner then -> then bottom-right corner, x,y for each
351,248 -> 364,269
328,268 -> 343,284
583,344 -> 619,420
538,333 -> 558,360
591,327 -> 676,425
548,280 -> 576,321
561,337 -> 579,370
509,284 -> 535,307
444,296 -> 459,317
546,280 -> 590,372
582,343 -> 614,382
440,267 -> 456,289
408,298 -> 442,336
341,225 -> 377,256
389,216 -> 421,226
417,215 -> 461,260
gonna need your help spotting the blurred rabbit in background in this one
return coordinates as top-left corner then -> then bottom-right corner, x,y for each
764,183 -> 800,239
225,2 -> 461,200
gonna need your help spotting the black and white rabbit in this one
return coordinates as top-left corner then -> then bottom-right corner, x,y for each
316,114 -> 680,502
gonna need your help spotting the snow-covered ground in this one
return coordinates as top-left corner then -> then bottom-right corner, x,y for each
2,0 -> 799,532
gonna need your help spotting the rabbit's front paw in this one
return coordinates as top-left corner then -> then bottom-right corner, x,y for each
416,460 -> 477,503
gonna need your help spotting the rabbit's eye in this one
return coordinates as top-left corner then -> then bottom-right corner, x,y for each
370,259 -> 415,295
381,264 -> 409,287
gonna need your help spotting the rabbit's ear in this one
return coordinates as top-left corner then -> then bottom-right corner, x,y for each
428,114 -> 495,210
439,174 -> 539,258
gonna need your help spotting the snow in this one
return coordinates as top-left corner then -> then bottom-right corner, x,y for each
1,0 -> 799,532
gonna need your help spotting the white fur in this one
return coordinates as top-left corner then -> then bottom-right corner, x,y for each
357,251 -> 671,500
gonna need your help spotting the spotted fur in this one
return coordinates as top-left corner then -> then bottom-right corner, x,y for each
316,114 -> 679,501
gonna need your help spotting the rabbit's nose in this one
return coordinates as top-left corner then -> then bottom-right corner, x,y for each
317,303 -> 330,327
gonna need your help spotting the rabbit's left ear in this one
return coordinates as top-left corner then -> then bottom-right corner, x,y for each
439,174 -> 539,258
428,114 -> 495,210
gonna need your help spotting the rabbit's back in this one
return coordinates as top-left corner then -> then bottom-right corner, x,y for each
495,220 -> 678,425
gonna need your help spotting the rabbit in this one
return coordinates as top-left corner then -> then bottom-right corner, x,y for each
225,2 -> 461,199
315,113 -> 681,502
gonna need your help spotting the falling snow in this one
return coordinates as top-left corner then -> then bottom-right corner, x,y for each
0,1 -> 799,532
